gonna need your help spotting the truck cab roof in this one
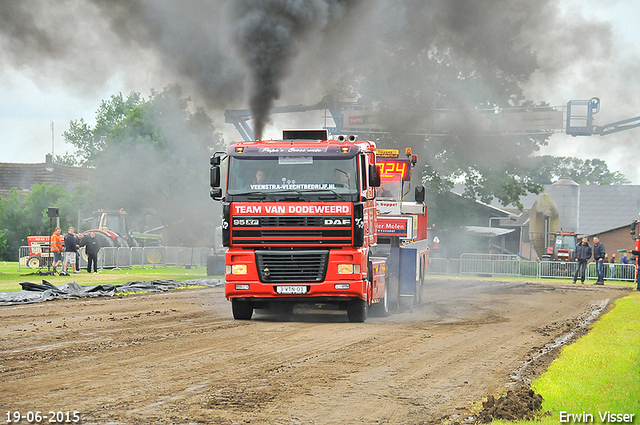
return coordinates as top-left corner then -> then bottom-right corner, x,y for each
227,138 -> 377,158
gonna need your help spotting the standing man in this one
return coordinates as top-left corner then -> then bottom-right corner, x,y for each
620,252 -> 629,280
609,253 -> 617,280
50,227 -> 63,274
593,236 -> 606,285
80,232 -> 101,273
573,237 -> 592,284
62,226 -> 80,275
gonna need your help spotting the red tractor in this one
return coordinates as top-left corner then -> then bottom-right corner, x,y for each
543,231 -> 578,262
21,236 -> 53,268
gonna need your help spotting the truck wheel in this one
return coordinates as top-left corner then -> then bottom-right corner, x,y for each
347,299 -> 367,323
368,282 -> 388,317
232,299 -> 253,320
27,256 -> 41,268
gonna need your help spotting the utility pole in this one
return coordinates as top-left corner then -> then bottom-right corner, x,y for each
51,121 -> 55,158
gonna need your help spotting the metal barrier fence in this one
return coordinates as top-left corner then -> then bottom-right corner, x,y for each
460,253 -> 524,277
18,246 -> 215,271
18,245 -> 638,281
427,254 -> 637,282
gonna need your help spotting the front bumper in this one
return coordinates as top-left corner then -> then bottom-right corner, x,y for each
225,278 -> 367,301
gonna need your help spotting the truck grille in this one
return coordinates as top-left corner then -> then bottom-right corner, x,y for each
231,216 -> 352,246
255,250 -> 329,283
260,217 -> 323,227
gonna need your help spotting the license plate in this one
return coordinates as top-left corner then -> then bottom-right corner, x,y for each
276,286 -> 308,294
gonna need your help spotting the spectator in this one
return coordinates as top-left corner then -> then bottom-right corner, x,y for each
621,252 -> 629,280
573,237 -> 592,284
50,227 -> 63,274
62,227 -> 79,275
592,236 -> 606,285
609,253 -> 616,279
80,232 -> 101,274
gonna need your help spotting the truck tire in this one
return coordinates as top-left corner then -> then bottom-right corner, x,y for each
232,299 -> 253,320
27,256 -> 41,268
347,298 -> 367,323
368,282 -> 388,317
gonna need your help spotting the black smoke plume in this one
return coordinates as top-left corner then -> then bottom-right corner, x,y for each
229,0 -> 359,140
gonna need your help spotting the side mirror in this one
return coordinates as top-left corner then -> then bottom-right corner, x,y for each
210,165 -> 221,188
369,164 -> 381,187
631,220 -> 638,236
415,185 -> 426,204
210,188 -> 223,200
210,155 -> 221,166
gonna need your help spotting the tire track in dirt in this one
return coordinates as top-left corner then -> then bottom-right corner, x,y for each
0,279 -> 630,424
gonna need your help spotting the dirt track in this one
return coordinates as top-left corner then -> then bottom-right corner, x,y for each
0,278 -> 630,424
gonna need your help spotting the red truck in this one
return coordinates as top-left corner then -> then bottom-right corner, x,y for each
209,130 -> 429,322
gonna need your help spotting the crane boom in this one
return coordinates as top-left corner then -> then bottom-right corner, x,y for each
225,96 -> 640,141
566,97 -> 640,136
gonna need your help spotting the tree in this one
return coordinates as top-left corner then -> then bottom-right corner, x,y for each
0,184 -> 70,261
60,92 -> 145,166
61,85 -> 225,246
0,229 -> 8,260
530,156 -> 630,185
331,2 -> 551,212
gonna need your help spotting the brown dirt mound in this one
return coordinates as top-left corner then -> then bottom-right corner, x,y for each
476,388 -> 544,423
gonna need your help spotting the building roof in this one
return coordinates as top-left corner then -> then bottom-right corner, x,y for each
453,181 -> 640,237
577,185 -> 640,236
0,154 -> 92,198
466,226 -> 515,237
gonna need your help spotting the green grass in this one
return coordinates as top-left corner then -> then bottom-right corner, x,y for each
491,292 -> 640,424
0,261 -> 214,293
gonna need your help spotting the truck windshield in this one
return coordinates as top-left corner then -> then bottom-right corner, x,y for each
227,156 -> 358,197
556,235 -> 576,250
377,174 -> 402,199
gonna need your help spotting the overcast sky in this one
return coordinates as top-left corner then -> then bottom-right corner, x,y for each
529,0 -> 640,183
1,0 -> 640,183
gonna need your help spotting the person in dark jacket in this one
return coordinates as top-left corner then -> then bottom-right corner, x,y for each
62,227 -> 79,275
80,232 -> 101,273
593,236 -> 606,285
573,237 -> 592,284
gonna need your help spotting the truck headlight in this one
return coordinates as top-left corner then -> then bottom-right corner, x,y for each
337,264 -> 360,274
226,264 -> 248,275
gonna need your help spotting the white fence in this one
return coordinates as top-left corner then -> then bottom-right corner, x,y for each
428,254 -> 637,282
18,246 -> 215,271
19,245 -> 637,282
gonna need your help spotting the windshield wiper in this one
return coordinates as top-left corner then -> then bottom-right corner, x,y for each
300,189 -> 346,201
231,189 -> 346,202
230,191 -> 276,200
268,190 -> 311,201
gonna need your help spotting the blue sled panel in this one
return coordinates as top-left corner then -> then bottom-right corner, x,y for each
399,247 -> 417,296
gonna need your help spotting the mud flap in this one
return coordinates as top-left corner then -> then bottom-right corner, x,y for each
399,247 -> 417,310
386,246 -> 400,311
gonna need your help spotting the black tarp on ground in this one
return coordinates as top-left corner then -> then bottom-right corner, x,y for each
0,278 -> 223,306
